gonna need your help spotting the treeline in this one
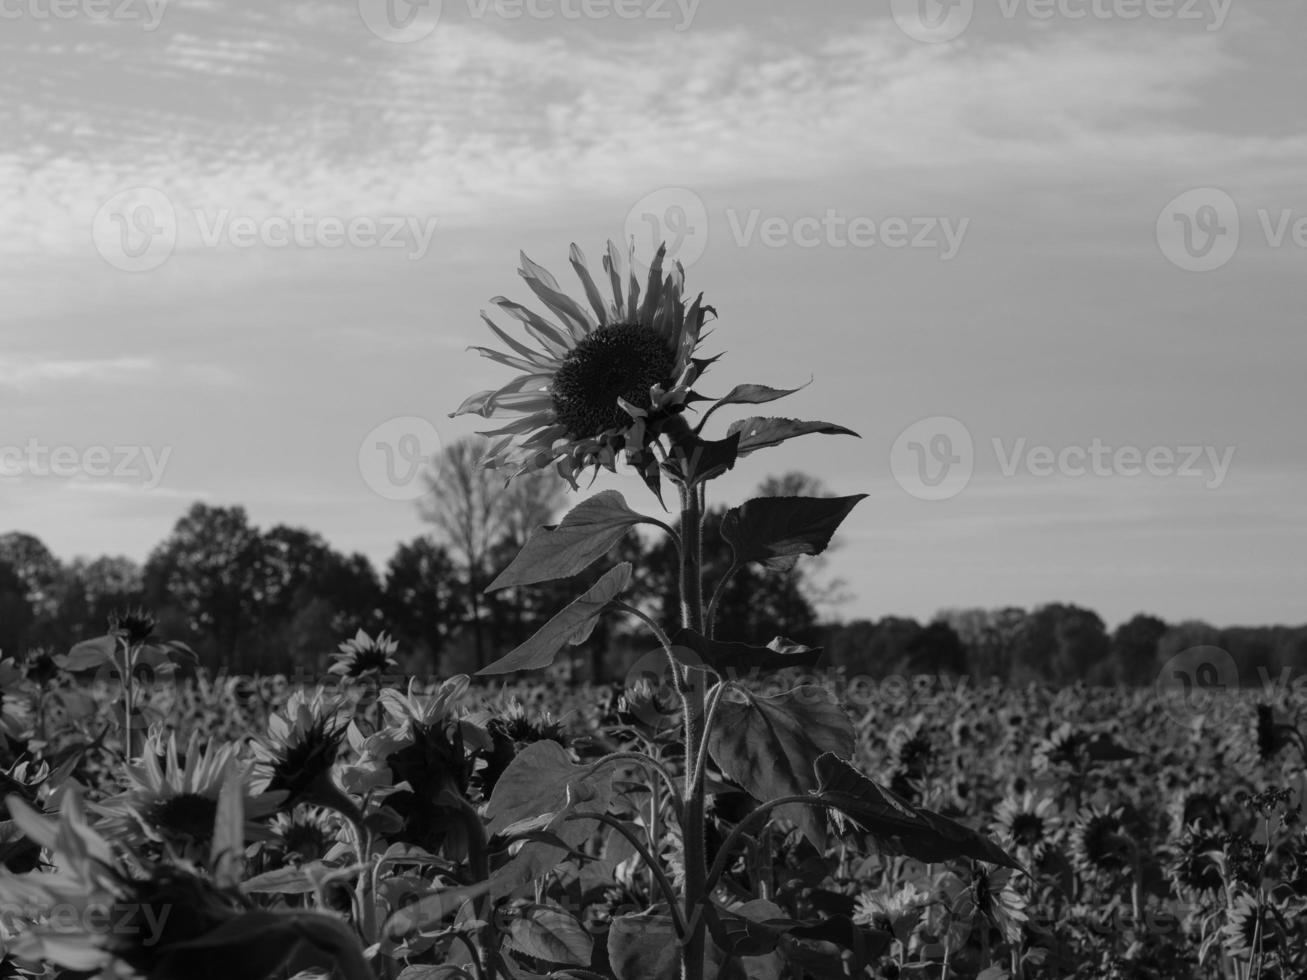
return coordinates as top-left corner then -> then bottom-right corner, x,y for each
822,607 -> 1307,688
0,472 -> 834,679
1,441 -> 1301,685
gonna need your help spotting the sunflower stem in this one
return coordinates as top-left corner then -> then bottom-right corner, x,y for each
677,482 -> 708,980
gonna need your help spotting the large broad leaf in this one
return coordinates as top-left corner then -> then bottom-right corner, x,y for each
608,912 -> 680,980
485,740 -> 614,838
707,687 -> 854,847
669,629 -> 823,678
477,563 -> 631,675
720,495 -> 867,571
57,636 -> 115,672
487,492 -> 651,591
815,754 -> 1021,870
504,904 -> 593,967
726,417 -> 859,458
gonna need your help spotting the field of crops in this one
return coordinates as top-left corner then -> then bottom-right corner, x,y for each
0,626 -> 1304,980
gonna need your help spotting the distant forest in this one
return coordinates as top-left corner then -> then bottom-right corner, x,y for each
1,453 -> 1301,686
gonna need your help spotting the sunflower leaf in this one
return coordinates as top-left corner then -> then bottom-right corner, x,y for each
727,417 -> 860,458
486,492 -> 651,592
608,912 -> 681,980
504,903 -> 593,967
665,430 -> 741,487
477,563 -> 631,675
720,495 -> 867,570
669,628 -> 824,677
484,740 -> 614,838
814,754 -> 1023,870
707,686 -> 854,848
696,379 -> 812,432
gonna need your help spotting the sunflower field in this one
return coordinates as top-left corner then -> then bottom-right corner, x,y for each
0,240 -> 1303,980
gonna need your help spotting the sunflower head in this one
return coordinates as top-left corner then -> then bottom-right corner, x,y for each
95,732 -> 282,863
452,240 -> 714,492
108,607 -> 157,647
1071,807 -> 1136,879
1168,829 -> 1225,896
253,691 -> 351,814
993,791 -> 1061,857
329,629 -> 399,680
265,807 -> 343,867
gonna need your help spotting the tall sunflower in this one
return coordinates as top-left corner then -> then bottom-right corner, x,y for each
251,690 -> 355,820
92,730 -> 282,862
451,240 -> 714,487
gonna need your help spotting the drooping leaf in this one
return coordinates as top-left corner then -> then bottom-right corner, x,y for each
726,417 -> 860,458
706,900 -> 790,957
477,563 -> 631,675
720,495 -> 867,570
485,740 -> 614,839
707,687 -> 854,847
487,492 -> 652,591
666,431 -> 741,486
382,880 -> 494,942
608,912 -> 680,980
669,629 -> 823,677
241,862 -> 329,896
505,904 -> 593,967
815,754 -> 1022,870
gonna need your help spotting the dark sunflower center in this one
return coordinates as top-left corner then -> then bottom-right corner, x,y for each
148,793 -> 218,844
1011,813 -> 1045,847
346,648 -> 392,676
550,324 -> 675,440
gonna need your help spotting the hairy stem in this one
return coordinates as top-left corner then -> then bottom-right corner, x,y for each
678,482 -> 708,980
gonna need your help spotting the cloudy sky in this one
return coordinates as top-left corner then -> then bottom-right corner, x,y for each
2,0 -> 1303,629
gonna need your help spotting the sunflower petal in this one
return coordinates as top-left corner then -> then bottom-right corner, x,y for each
469,347 -> 547,374
638,241 -> 668,326
490,297 -> 572,359
603,240 -> 626,321
480,313 -> 555,369
569,244 -> 610,326
518,253 -> 596,339
626,238 -> 641,318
